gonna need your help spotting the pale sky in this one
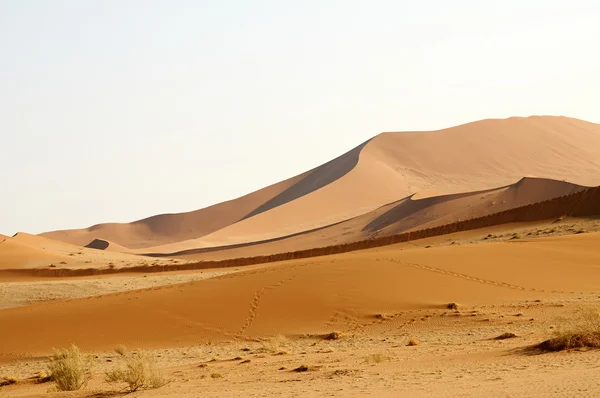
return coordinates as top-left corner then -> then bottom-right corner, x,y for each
1,0 -> 599,236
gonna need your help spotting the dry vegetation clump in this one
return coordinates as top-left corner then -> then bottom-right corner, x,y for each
106,353 -> 166,392
537,308 -> 600,351
447,303 -> 458,310
406,337 -> 420,346
46,345 -> 92,391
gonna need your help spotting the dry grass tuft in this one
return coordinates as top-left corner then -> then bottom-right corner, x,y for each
447,303 -> 458,310
106,353 -> 166,392
47,345 -> 92,391
210,372 -> 223,379
537,308 -> 600,351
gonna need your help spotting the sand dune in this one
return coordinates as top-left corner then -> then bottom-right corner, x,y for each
2,231 -> 600,361
39,116 -> 600,252
0,233 -> 173,270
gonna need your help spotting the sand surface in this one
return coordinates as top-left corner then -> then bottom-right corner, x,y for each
2,228 -> 600,397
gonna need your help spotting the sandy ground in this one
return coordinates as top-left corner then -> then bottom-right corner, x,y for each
0,269 -> 241,310
2,295 -> 600,397
1,225 -> 600,396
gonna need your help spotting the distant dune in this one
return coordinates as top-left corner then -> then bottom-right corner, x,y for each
0,232 -> 164,270
41,116 -> 600,253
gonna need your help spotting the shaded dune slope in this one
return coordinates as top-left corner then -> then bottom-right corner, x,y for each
42,116 -> 600,251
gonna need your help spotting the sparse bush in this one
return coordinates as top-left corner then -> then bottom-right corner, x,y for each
447,303 -> 458,310
537,308 -> 600,351
210,372 -> 223,378
47,345 -> 92,391
106,353 -> 166,392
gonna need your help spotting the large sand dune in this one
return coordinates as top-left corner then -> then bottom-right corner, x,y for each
40,116 -> 600,252
2,232 -> 600,361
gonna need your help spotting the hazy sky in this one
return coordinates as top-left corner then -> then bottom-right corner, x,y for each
1,0 -> 599,236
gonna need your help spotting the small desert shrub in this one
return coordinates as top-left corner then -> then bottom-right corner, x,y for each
447,303 -> 458,310
406,337 -> 420,346
537,308 -> 600,351
47,345 -> 92,391
210,372 -> 223,379
106,353 -> 166,392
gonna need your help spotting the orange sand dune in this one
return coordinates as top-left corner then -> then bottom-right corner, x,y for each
1,232 -> 600,360
40,116 -> 600,251
0,233 -> 164,270
143,177 -> 586,256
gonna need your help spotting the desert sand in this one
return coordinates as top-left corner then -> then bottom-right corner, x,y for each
3,116 -> 600,397
2,227 -> 600,397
